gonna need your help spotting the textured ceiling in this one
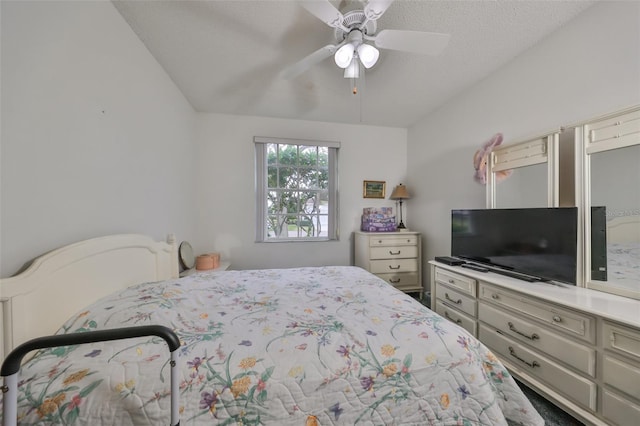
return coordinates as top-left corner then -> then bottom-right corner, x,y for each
113,0 -> 595,128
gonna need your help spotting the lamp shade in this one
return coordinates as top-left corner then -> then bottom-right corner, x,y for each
357,43 -> 379,68
389,183 -> 410,200
334,43 -> 355,68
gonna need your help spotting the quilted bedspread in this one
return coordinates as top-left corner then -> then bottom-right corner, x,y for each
4,266 -> 543,425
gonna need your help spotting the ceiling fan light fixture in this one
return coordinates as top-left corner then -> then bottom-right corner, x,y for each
357,43 -> 379,68
343,57 -> 360,79
334,43 -> 355,68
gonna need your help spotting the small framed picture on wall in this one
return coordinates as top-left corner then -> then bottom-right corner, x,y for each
363,180 -> 386,198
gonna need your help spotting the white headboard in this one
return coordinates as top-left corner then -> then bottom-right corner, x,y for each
607,215 -> 640,244
0,234 -> 178,361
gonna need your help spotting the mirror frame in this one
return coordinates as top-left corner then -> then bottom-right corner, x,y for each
486,134 -> 559,209
178,241 -> 195,271
580,105 -> 640,300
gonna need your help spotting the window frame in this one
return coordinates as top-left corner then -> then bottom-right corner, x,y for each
254,136 -> 339,242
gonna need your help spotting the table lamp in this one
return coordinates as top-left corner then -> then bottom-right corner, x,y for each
389,183 -> 411,230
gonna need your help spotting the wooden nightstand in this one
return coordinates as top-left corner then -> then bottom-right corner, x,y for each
354,231 -> 422,296
180,261 -> 231,277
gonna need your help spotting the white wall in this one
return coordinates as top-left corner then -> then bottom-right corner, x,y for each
194,113 -> 407,270
0,1 -> 407,276
6,0 -> 635,282
407,0 -> 640,290
0,1 -> 196,276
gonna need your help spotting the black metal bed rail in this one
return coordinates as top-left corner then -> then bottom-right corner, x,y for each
1,325 -> 181,426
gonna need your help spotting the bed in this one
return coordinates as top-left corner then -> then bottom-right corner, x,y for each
1,234 -> 543,425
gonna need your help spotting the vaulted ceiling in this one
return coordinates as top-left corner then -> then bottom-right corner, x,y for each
113,0 -> 595,128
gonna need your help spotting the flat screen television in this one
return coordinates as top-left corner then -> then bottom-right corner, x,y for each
451,207 -> 578,285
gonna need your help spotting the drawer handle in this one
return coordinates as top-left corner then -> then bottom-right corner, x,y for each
448,279 -> 455,284
491,293 -> 500,300
552,315 -> 562,323
445,293 -> 462,305
389,278 -> 401,284
444,311 -> 462,325
389,250 -> 401,255
508,346 -> 540,368
508,322 -> 539,341
388,265 -> 401,270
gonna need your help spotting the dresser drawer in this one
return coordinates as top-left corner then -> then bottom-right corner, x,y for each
602,389 -> 640,426
603,321 -> 640,360
370,246 -> 418,260
434,268 -> 476,296
377,272 -> 419,289
478,302 -> 595,376
369,235 -> 418,247
355,232 -> 421,296
370,259 -> 417,274
479,283 -> 595,343
435,300 -> 477,336
479,324 -> 597,410
603,354 -> 640,400
435,282 -> 477,317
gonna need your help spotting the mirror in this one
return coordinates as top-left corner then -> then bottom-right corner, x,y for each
487,136 -> 552,209
179,241 -> 195,270
495,162 -> 548,208
588,144 -> 640,297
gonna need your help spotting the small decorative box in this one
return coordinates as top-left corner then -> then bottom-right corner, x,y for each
362,207 -> 393,217
361,215 -> 397,232
196,255 -> 214,270
208,252 -> 220,269
196,253 -> 221,270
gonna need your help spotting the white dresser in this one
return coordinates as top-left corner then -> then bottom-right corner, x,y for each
354,231 -> 422,295
430,261 -> 640,426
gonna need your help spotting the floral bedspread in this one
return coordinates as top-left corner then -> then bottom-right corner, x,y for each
3,266 -> 543,425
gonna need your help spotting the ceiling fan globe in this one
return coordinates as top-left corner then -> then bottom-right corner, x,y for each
334,43 -> 355,68
357,43 -> 379,68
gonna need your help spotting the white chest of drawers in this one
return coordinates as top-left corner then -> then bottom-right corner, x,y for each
354,231 -> 422,295
429,261 -> 640,426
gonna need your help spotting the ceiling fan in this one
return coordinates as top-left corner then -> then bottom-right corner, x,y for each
282,0 -> 451,80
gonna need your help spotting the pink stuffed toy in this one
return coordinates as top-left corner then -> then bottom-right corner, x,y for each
473,133 -> 512,184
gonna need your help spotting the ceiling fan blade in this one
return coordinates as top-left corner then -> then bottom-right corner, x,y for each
300,0 -> 348,31
363,0 -> 395,22
374,29 -> 451,55
281,44 -> 337,80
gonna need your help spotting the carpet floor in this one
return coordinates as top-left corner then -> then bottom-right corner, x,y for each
513,380 -> 584,426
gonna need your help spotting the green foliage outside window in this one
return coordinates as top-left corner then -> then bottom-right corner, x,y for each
266,144 -> 329,238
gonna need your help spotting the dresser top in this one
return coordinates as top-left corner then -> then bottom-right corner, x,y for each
430,261 -> 640,328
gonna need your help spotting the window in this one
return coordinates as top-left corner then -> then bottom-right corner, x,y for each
255,137 -> 339,242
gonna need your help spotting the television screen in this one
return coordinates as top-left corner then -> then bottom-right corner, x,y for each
451,207 -> 578,284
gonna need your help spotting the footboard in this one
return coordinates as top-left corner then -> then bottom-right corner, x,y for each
1,325 -> 181,426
